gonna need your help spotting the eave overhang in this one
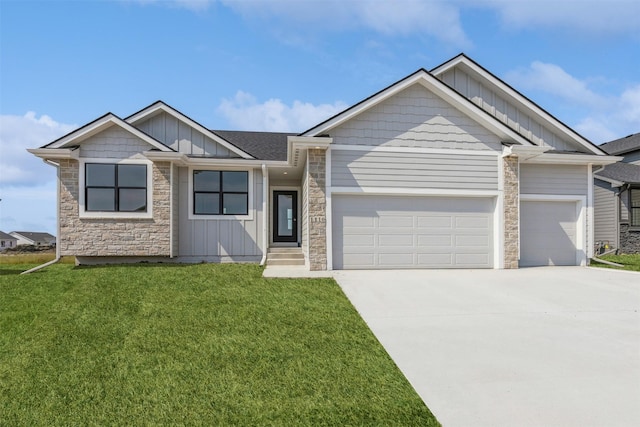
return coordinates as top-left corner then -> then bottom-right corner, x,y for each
142,151 -> 287,168
27,147 -> 79,160
521,153 -> 622,165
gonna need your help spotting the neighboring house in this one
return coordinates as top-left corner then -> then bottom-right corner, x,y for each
594,133 -> 640,253
28,54 -> 617,269
0,231 -> 18,251
9,231 -> 56,247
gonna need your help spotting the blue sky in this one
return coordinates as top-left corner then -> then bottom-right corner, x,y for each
1,0 -> 639,234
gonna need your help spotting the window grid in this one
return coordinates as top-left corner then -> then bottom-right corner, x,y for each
193,171 -> 248,215
85,164 -> 147,212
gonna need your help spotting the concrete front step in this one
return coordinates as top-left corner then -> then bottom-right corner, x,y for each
266,247 -> 305,266
267,258 -> 306,266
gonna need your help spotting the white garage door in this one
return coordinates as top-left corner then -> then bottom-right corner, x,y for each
520,200 -> 578,267
332,195 -> 494,269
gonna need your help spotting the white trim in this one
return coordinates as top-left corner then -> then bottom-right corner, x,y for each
261,164 -> 269,265
78,158 -> 154,219
496,156 -> 505,269
331,186 -> 500,197
49,114 -> 171,152
326,146 -> 333,271
270,185 -> 302,245
126,102 -> 254,159
587,164 -> 594,258
28,148 -> 79,160
520,194 -> 587,266
187,166 -> 254,221
330,144 -> 500,156
169,163 -> 174,258
431,55 -> 605,156
521,153 -> 622,165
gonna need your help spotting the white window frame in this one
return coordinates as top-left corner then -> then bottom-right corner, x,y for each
79,158 -> 154,219
188,166 -> 254,220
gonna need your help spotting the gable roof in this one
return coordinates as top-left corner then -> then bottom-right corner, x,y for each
43,113 -> 173,152
430,53 -> 606,156
0,231 -> 17,240
125,101 -> 255,159
599,133 -> 640,155
10,231 -> 56,242
300,67 -> 534,146
212,130 -> 293,161
595,161 -> 640,185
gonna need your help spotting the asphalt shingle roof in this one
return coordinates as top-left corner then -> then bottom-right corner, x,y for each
10,231 -> 56,242
595,162 -> 640,185
599,133 -> 640,155
0,231 -> 16,240
212,130 -> 294,161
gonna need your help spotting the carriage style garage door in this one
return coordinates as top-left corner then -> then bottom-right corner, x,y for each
332,195 -> 494,269
520,200 -> 578,267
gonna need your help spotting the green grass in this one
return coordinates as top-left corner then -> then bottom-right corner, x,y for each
591,254 -> 640,271
0,263 -> 438,426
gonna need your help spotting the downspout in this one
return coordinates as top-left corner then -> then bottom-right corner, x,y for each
260,164 -> 269,265
22,159 -> 61,274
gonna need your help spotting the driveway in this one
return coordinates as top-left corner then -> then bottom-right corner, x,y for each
333,267 -> 640,427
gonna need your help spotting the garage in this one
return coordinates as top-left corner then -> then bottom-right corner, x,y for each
520,200 -> 579,267
332,195 -> 494,269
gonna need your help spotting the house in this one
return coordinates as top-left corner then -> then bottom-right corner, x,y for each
0,231 -> 18,251
9,231 -> 56,247
594,133 -> 640,253
28,54 -> 618,269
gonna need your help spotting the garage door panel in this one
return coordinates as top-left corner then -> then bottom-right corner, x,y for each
520,200 -> 578,267
333,195 -> 494,269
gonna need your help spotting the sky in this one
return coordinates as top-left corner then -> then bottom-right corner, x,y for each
1,0 -> 639,235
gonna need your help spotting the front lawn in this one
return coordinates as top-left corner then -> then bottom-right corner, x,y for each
592,254 -> 640,272
0,263 -> 438,426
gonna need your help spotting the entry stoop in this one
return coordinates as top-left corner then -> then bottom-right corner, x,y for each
266,247 -> 305,266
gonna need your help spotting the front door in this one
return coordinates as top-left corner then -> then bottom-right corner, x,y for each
273,191 -> 297,243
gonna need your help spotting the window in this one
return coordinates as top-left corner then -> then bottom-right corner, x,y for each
85,163 -> 147,212
631,187 -> 640,227
1,241 -> 4,248
193,170 -> 248,215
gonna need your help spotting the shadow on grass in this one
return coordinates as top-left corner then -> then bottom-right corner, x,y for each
0,269 -> 23,276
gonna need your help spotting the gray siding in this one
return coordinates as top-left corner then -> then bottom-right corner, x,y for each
331,150 -> 499,191
137,112 -> 237,157
177,167 -> 263,259
620,188 -> 630,222
438,67 -> 587,153
331,84 -> 502,151
520,164 -> 588,195
80,127 -> 151,158
594,179 -> 618,249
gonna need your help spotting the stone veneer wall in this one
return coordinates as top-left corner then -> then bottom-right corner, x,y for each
307,149 -> 327,270
58,159 -> 171,257
503,156 -> 519,269
619,224 -> 640,254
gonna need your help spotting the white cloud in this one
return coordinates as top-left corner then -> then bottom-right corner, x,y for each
482,0 -> 640,36
0,112 -> 76,187
217,91 -> 347,132
504,61 -> 640,144
504,61 -> 606,108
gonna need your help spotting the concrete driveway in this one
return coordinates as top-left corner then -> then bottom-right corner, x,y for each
333,267 -> 640,427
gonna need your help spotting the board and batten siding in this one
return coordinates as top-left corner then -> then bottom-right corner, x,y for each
331,150 -> 499,191
520,164 -> 588,195
330,84 -> 502,151
176,167 -> 263,260
594,179 -> 618,249
136,112 -> 237,157
438,67 -> 585,153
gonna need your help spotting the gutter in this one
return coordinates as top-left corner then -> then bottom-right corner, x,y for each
260,164 -> 269,265
22,159 -> 62,274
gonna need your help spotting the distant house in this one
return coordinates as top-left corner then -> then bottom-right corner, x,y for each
0,231 -> 18,251
9,231 -> 56,247
29,54 -> 617,269
594,133 -> 640,253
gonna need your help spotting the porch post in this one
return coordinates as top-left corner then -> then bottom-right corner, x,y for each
307,148 -> 327,270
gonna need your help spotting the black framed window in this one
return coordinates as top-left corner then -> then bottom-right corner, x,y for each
193,170 -> 248,215
631,187 -> 640,227
85,163 -> 147,212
